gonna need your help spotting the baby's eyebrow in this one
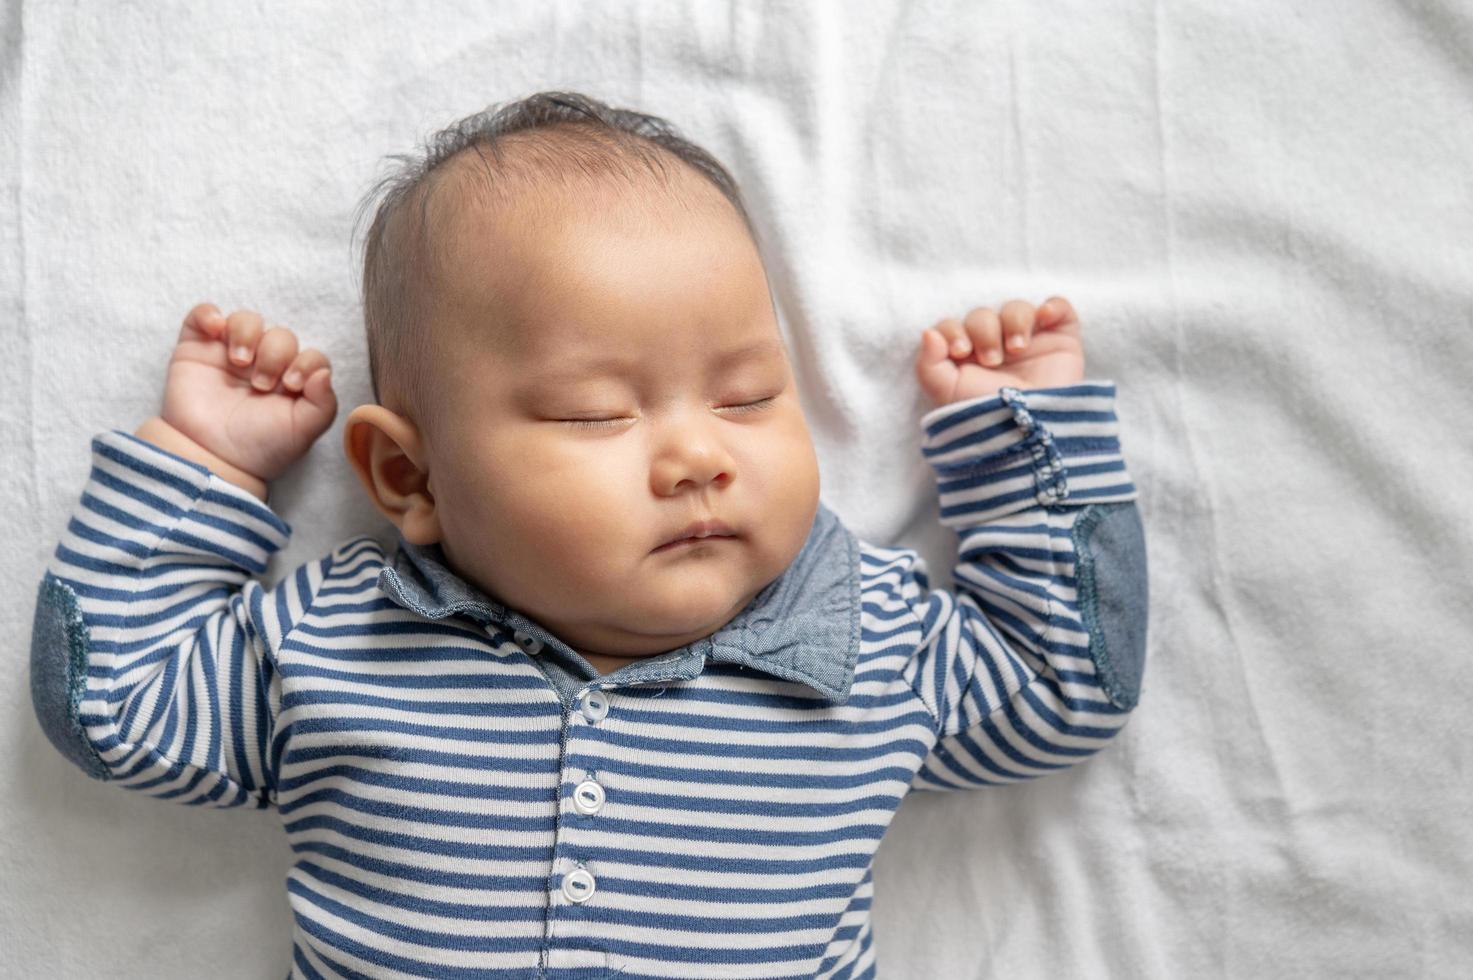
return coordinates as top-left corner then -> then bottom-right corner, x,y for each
530,338 -> 784,382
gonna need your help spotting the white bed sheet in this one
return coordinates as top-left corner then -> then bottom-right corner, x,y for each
4,1 -> 1471,977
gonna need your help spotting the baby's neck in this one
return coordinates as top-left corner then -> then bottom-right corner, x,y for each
578,650 -> 651,676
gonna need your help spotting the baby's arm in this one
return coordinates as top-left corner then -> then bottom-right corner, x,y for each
902,297 -> 1147,788
28,303 -> 339,806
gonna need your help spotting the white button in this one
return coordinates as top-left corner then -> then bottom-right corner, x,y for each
573,779 -> 605,815
580,689 -> 609,723
512,630 -> 543,655
562,867 -> 596,903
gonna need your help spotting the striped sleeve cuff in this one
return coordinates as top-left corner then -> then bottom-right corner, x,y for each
62,430 -> 292,575
919,381 -> 1137,527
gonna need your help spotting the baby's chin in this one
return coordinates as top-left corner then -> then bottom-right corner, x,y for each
601,568 -> 772,649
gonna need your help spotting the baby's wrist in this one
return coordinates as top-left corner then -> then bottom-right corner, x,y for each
133,416 -> 270,503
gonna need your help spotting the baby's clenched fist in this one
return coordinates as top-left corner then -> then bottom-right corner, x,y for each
138,302 -> 338,500
915,296 -> 1086,405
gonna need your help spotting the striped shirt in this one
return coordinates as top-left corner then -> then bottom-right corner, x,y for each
29,381 -> 1147,980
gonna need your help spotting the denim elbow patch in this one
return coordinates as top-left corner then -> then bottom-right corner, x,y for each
30,574 -> 112,781
1071,503 -> 1149,711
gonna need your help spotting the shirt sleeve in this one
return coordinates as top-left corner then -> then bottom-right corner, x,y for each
901,381 -> 1149,791
28,430 -> 333,809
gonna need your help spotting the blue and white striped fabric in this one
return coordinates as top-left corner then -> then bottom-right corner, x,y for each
29,381 -> 1146,980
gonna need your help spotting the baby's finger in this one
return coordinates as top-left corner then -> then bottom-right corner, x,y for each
962,307 -> 1004,366
999,300 -> 1037,354
1036,296 -> 1080,331
251,326 -> 300,391
182,302 -> 227,340
225,309 -> 266,367
282,348 -> 331,392
917,327 -> 954,364
928,316 -> 971,359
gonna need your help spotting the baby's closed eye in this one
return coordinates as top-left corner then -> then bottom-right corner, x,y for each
558,397 -> 777,430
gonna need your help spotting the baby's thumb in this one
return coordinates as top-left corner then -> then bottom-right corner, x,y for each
294,367 -> 338,435
914,329 -> 958,404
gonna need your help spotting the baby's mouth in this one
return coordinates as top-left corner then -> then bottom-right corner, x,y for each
652,534 -> 737,553
652,518 -> 739,553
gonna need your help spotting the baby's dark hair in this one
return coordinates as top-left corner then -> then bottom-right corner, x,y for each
351,90 -> 757,431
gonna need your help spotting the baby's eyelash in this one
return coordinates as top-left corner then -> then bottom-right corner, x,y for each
561,398 -> 776,430
725,396 -> 777,415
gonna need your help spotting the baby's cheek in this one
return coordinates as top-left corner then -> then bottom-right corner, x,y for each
766,424 -> 819,499
509,479 -> 617,555
766,433 -> 821,555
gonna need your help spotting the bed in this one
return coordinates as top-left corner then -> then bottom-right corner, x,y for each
4,1 -> 1470,976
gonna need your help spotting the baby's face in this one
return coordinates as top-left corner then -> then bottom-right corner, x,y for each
420,181 -> 821,659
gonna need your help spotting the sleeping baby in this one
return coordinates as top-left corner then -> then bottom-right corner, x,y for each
29,89 -> 1148,979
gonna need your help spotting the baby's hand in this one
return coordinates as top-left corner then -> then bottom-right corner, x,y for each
914,296 -> 1086,405
148,302 -> 337,489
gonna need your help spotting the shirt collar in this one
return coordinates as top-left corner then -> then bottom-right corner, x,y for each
376,501 -> 862,704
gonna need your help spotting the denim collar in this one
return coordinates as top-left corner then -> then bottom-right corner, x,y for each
376,501 -> 861,704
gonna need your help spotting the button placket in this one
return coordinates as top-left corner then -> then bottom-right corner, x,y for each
560,691 -> 610,911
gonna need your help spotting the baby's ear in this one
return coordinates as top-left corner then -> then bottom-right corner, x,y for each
342,404 -> 442,545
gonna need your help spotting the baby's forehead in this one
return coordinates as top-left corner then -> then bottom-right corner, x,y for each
437,146 -> 748,265
437,190 -> 756,321
423,152 -> 767,355
436,183 -> 711,302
